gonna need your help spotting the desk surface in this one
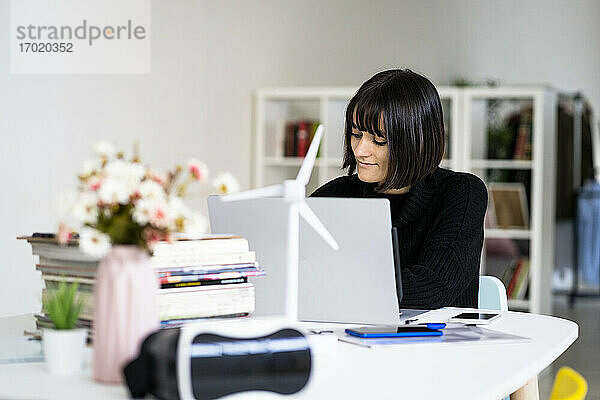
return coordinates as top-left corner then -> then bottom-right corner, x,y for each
0,309 -> 578,400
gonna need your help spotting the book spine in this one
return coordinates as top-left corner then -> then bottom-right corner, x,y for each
156,263 -> 259,277
38,256 -> 98,269
157,284 -> 255,320
296,121 -> 309,157
514,259 -> 530,299
151,238 -> 249,257
274,119 -> 286,158
35,264 -> 96,282
507,258 -> 523,298
150,251 -> 256,269
285,121 -> 295,157
160,277 -> 247,289
311,121 -> 321,158
159,270 -> 263,283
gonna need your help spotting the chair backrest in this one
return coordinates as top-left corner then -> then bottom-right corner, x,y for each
549,367 -> 588,400
478,276 -> 508,311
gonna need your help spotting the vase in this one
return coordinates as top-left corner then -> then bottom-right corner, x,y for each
93,245 -> 159,383
43,328 -> 87,376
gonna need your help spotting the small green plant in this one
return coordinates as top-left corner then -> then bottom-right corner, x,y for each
43,280 -> 84,330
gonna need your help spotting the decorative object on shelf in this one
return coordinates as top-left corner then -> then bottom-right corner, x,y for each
488,183 -> 529,229
42,280 -> 87,376
57,141 -> 240,384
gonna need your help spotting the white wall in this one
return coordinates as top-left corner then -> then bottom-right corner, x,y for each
197,0 -> 600,188
1,0 -> 599,316
0,1 -> 208,316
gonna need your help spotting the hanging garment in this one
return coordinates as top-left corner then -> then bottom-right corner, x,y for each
556,102 -> 595,219
577,180 -> 600,285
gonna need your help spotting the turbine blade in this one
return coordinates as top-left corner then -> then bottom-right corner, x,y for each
296,125 -> 324,186
297,200 -> 339,250
220,184 -> 284,202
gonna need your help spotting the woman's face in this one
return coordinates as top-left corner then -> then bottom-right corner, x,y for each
350,123 -> 389,184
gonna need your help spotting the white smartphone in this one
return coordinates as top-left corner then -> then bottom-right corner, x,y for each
448,312 -> 501,325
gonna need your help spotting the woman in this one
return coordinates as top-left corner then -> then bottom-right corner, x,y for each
311,69 -> 487,309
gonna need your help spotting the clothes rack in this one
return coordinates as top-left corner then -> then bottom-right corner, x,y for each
565,93 -> 600,307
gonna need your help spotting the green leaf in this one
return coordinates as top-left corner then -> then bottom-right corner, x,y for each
42,277 -> 83,330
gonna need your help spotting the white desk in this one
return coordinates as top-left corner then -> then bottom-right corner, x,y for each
0,309 -> 578,400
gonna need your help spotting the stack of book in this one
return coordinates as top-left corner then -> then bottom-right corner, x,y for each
266,119 -> 321,158
19,233 -> 264,338
152,235 -> 263,327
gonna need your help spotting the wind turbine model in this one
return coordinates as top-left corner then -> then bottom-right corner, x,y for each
221,125 -> 339,321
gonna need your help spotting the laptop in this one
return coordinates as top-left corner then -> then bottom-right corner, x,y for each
207,196 -> 402,325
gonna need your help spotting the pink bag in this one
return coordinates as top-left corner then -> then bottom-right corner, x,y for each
93,246 -> 159,383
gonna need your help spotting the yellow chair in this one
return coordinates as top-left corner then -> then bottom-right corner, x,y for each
549,367 -> 588,400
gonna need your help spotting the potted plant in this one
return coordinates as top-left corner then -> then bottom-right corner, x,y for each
42,280 -> 86,376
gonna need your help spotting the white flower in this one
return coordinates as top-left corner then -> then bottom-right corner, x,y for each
212,172 -> 240,194
93,141 -> 117,159
187,159 -> 210,183
132,197 -> 153,225
79,227 -> 111,258
168,196 -> 190,219
56,190 -> 78,216
133,197 -> 174,229
149,201 -> 174,229
105,160 -> 146,192
72,192 -> 99,224
80,159 -> 101,177
97,178 -> 130,205
137,180 -> 166,200
184,212 -> 208,235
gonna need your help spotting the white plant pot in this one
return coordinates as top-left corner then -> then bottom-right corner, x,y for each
43,328 -> 87,376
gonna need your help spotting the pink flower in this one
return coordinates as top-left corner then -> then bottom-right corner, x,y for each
88,176 -> 103,192
148,169 -> 167,186
149,204 -> 171,229
143,227 -> 169,248
187,159 -> 209,183
57,223 -> 73,244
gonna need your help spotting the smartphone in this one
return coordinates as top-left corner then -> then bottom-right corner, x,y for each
448,312 -> 500,325
345,326 -> 443,338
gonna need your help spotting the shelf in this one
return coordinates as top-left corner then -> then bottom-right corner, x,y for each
470,159 -> 533,169
256,86 -> 557,316
258,87 -> 357,99
508,299 -> 530,310
485,229 -> 531,239
263,157 -> 341,167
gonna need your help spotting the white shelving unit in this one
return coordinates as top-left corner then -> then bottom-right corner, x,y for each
461,87 -> 557,315
254,86 -> 557,315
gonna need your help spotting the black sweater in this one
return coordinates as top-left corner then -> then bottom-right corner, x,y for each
310,167 -> 487,309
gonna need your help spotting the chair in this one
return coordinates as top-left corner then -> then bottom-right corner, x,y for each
549,367 -> 588,400
479,276 -> 511,400
479,275 -> 508,311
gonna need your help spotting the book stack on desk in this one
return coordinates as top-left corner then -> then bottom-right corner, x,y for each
152,235 -> 264,327
19,234 -> 265,338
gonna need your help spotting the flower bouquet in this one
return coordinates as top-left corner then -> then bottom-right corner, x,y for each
59,141 -> 239,257
57,141 -> 239,383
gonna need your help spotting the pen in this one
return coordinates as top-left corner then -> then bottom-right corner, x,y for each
403,322 -> 447,330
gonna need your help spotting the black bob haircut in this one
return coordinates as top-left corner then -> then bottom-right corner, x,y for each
342,69 -> 445,192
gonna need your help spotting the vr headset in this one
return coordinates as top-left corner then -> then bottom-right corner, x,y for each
124,321 -> 312,400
